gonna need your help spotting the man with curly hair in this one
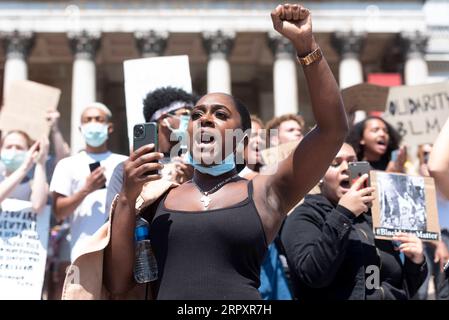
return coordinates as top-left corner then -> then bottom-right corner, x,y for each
105,87 -> 198,214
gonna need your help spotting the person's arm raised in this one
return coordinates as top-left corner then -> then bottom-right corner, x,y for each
104,144 -> 163,295
47,110 -> 71,163
30,136 -> 49,214
428,117 -> 449,199
255,4 -> 348,231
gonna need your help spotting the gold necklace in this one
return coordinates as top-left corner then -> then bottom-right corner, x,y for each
191,174 -> 239,210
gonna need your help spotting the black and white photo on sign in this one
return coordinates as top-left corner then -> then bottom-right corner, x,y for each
377,172 -> 427,232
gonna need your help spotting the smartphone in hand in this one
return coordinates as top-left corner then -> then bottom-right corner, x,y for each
391,149 -> 399,162
89,161 -> 106,189
133,122 -> 159,175
348,161 -> 371,188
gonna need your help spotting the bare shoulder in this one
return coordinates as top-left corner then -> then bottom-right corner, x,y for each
165,181 -> 195,198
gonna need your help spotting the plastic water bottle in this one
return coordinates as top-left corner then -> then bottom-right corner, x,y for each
133,217 -> 158,283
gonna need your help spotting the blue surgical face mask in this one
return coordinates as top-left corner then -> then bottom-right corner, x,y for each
164,115 -> 190,138
186,152 -> 236,176
81,122 -> 108,147
1,149 -> 26,172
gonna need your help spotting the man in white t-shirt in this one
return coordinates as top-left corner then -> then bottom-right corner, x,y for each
50,102 -> 127,262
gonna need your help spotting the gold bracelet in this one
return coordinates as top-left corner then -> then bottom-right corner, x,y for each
297,47 -> 323,66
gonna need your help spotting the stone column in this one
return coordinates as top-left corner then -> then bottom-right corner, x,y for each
135,30 -> 168,58
68,31 -> 101,153
268,33 -> 299,117
1,31 -> 34,100
400,31 -> 429,85
331,31 -> 366,123
202,31 -> 234,94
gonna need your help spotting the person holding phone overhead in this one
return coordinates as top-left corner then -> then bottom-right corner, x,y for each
104,3 -> 350,300
50,103 -> 127,262
281,142 -> 427,300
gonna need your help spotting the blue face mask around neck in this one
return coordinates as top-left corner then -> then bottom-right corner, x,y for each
186,152 -> 236,176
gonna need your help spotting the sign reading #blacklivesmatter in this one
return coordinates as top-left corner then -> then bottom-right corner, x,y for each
370,171 -> 440,243
0,80 -> 61,141
0,199 -> 50,299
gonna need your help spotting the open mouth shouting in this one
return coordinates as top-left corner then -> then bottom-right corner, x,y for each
339,176 -> 351,192
194,129 -> 219,149
375,138 -> 387,153
192,128 -> 223,165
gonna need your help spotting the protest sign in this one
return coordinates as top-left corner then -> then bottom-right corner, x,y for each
0,80 -> 61,141
341,83 -> 389,114
383,81 -> 449,146
0,199 -> 51,299
123,55 -> 192,148
370,171 -> 440,243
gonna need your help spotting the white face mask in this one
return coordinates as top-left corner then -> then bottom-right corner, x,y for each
164,115 -> 190,135
1,149 -> 26,172
81,122 -> 108,147
164,115 -> 190,147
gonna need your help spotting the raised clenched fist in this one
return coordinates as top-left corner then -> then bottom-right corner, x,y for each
270,3 -> 317,56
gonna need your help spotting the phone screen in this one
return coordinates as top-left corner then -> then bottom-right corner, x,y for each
88,162 -> 105,189
89,161 -> 101,172
391,150 -> 399,162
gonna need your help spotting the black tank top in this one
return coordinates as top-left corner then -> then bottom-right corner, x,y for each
150,180 -> 268,300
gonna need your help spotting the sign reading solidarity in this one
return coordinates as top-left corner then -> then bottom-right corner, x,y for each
342,81 -> 449,147
0,199 -> 50,300
383,81 -> 449,146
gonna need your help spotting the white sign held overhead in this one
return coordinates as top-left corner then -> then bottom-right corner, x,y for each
123,55 -> 192,149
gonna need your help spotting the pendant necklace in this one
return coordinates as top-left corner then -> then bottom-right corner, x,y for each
191,174 -> 239,210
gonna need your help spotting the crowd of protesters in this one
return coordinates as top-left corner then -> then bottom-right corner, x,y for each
0,3 -> 448,300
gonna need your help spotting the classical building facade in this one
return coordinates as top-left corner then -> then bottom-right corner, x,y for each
0,0 -> 448,154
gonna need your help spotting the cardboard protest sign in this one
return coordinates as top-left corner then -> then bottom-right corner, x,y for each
260,140 -> 299,166
0,80 -> 61,141
370,171 -> 440,243
383,81 -> 449,146
341,83 -> 389,114
0,199 -> 51,299
123,55 -> 192,148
